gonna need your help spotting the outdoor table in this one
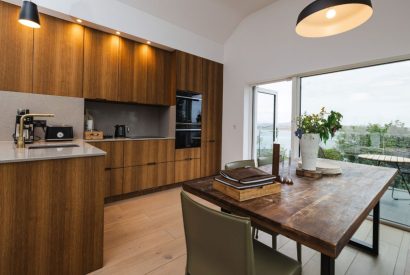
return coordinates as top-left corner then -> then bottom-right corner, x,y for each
358,154 -> 410,199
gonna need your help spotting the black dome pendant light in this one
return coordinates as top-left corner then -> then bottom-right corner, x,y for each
296,0 -> 373,38
18,0 -> 41,29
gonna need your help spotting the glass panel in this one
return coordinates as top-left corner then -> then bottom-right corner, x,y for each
301,60 -> 410,228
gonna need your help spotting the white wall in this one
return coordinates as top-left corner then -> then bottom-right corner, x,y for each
222,0 -> 410,166
4,0 -> 223,62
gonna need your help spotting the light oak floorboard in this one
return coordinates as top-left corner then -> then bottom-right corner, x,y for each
89,187 -> 410,275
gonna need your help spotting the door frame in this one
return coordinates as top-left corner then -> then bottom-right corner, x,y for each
252,86 -> 278,163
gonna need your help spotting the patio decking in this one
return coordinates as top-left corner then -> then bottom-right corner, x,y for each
380,188 -> 410,227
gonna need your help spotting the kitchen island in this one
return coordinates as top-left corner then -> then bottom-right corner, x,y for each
0,140 -> 106,275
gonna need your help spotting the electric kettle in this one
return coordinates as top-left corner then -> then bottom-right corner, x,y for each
114,125 -> 129,138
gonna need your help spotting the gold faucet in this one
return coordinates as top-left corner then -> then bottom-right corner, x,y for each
16,113 -> 55,149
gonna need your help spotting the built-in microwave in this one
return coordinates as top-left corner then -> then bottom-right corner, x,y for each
176,91 -> 202,149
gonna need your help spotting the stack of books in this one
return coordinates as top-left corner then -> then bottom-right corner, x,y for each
215,167 -> 276,190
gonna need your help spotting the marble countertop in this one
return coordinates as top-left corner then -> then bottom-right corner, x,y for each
0,140 -> 106,164
86,136 -> 175,142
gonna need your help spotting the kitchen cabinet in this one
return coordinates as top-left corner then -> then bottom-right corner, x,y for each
175,148 -> 201,183
124,139 -> 175,167
83,28 -> 119,101
123,162 -> 174,193
0,2 -> 33,93
176,51 -> 203,93
201,59 -> 223,177
119,38 -> 175,105
88,141 -> 124,198
33,14 -> 84,97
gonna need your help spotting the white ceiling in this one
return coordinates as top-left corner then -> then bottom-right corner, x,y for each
117,0 -> 278,44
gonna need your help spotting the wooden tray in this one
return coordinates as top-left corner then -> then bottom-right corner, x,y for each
84,131 -> 103,140
212,181 -> 281,202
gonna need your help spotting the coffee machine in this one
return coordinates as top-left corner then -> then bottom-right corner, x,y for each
14,109 -> 34,144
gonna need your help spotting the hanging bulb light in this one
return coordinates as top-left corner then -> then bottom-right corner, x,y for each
296,0 -> 373,38
18,1 -> 41,29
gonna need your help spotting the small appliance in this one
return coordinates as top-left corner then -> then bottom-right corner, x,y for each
45,126 -> 74,141
114,125 -> 129,138
14,109 -> 34,144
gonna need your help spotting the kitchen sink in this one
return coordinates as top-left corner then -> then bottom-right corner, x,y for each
28,144 -> 80,150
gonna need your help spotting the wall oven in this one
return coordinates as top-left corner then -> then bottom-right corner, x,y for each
176,91 -> 202,149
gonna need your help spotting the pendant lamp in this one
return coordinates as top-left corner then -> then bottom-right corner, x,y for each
18,1 -> 41,29
296,0 -> 373,38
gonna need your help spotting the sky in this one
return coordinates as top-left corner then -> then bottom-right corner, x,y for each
301,60 -> 410,127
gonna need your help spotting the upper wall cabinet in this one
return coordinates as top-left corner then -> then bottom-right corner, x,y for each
119,38 -> 175,105
83,28 -> 119,101
176,51 -> 203,93
33,15 -> 84,97
0,2 -> 33,93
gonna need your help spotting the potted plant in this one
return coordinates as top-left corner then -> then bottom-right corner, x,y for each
295,107 -> 343,171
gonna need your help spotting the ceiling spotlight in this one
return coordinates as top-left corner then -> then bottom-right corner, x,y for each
296,0 -> 373,38
116,31 -> 121,35
18,1 -> 41,29
76,19 -> 82,23
147,41 -> 151,44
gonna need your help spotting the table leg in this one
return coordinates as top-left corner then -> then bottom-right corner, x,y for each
392,163 -> 410,200
321,254 -> 335,275
348,201 -> 379,255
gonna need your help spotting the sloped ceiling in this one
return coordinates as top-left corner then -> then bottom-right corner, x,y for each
117,0 -> 278,44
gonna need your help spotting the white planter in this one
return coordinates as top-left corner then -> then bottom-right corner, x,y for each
300,133 -> 320,171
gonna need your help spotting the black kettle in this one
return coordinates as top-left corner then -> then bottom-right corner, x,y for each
114,125 -> 129,138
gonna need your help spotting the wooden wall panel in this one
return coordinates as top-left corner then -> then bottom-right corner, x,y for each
33,14 -> 84,97
0,2 -> 33,93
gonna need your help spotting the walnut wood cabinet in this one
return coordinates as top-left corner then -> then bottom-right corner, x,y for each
88,141 -> 124,197
175,148 -> 201,183
83,28 -> 120,101
123,139 -> 175,193
33,14 -> 84,97
0,157 -> 105,275
119,38 -> 175,105
201,59 -> 223,177
0,2 -> 33,93
175,51 -> 203,93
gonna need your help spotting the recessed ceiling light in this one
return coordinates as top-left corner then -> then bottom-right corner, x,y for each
147,41 -> 151,44
116,31 -> 121,35
76,19 -> 82,23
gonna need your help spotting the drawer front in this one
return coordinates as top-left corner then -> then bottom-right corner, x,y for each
110,141 -> 124,168
123,162 -> 175,193
110,168 -> 123,196
89,142 -> 111,169
175,148 -> 200,161
124,139 -> 175,166
175,158 -> 201,183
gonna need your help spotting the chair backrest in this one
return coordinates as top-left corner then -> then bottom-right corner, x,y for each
181,191 -> 255,275
224,159 -> 256,170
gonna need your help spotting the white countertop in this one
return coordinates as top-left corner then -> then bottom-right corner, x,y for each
0,140 -> 106,164
86,137 -> 175,142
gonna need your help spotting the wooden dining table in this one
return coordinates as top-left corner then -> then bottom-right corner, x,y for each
182,160 -> 397,275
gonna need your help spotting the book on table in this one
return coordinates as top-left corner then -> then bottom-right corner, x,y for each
215,167 -> 276,190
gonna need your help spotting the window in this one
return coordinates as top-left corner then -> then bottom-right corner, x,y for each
301,60 -> 410,227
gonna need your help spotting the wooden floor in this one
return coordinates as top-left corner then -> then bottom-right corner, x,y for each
90,187 -> 410,275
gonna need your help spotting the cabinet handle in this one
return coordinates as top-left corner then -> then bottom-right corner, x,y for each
147,162 -> 157,166
185,157 -> 192,161
209,140 -> 216,143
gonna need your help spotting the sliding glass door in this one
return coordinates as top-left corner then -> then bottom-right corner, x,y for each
300,60 -> 410,228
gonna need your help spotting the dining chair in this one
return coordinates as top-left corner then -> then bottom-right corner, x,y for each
224,159 -> 302,263
181,191 -> 301,275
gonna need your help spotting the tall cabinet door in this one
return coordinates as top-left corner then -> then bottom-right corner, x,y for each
33,15 -> 84,97
201,60 -> 223,177
176,51 -> 203,93
83,28 -> 119,101
0,2 -> 33,93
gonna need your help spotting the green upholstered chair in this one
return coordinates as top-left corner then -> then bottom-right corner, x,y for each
223,159 -> 302,263
181,191 -> 301,275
